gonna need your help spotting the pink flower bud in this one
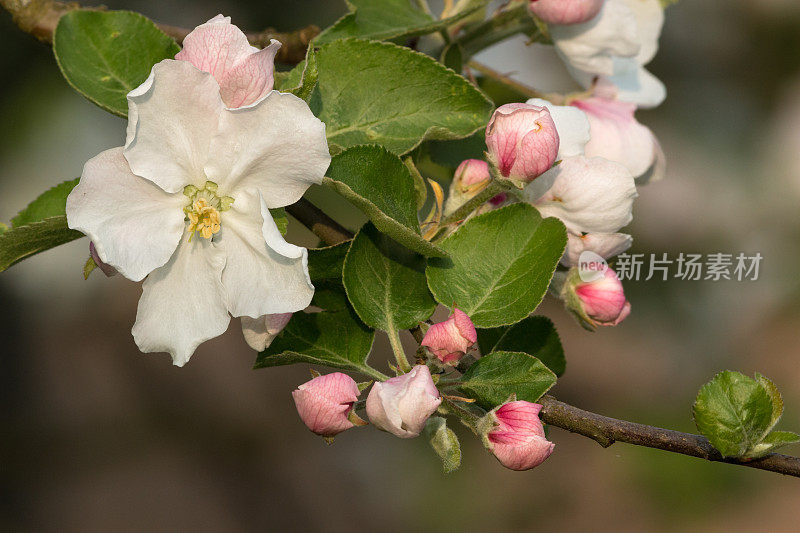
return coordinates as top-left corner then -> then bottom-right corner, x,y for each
292,373 -> 361,438
485,103 -> 560,184
529,0 -> 605,26
89,241 -> 117,277
563,267 -> 630,329
366,365 -> 442,438
454,159 -> 491,193
421,308 -> 477,364
479,401 -> 555,471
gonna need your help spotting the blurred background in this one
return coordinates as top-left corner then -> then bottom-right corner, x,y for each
2,0 -> 800,531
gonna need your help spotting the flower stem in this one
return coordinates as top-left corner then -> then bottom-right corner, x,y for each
387,329 -> 412,373
456,2 -> 539,58
439,179 -> 509,227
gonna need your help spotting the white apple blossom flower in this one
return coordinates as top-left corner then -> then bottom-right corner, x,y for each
561,232 -> 633,267
66,59 -> 331,366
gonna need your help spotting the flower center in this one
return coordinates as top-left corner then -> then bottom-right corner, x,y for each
183,181 -> 234,241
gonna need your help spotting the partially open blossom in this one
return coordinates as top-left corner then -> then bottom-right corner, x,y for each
572,96 -> 664,180
292,373 -> 362,438
526,98 -> 591,160
485,103 -> 560,184
67,58 -> 330,366
529,0 -> 605,25
89,241 -> 117,277
562,266 -> 630,329
479,401 -> 555,471
366,365 -> 442,438
176,15 -> 281,108
421,308 -> 477,364
241,312 -> 293,351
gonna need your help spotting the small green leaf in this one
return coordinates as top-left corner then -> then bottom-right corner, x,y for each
459,350 -> 557,409
403,157 -> 428,210
54,10 -> 181,117
279,46 -> 318,101
747,431 -> 800,458
316,0 -> 488,44
12,178 -> 79,227
440,43 -> 464,73
477,316 -> 566,376
427,204 -> 567,328
693,371 -> 774,458
325,145 -> 445,257
0,216 -> 84,273
756,372 -> 784,434
314,39 -> 494,155
307,241 -> 351,285
254,289 -> 379,379
83,255 -> 97,279
343,223 -> 436,332
269,208 -> 288,236
424,417 -> 462,474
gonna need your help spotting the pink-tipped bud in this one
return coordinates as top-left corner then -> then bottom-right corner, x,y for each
366,365 -> 442,438
479,401 -> 555,471
454,159 -> 491,194
89,241 -> 117,277
562,266 -> 630,329
292,373 -> 362,438
485,103 -> 560,184
529,0 -> 605,26
421,308 -> 477,364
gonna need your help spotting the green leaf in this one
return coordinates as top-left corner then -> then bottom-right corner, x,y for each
693,371 -> 775,458
316,0 -> 487,44
12,178 -> 79,227
277,46 -> 319,101
269,208 -> 288,236
343,223 -> 436,332
747,431 -> 800,458
307,241 -> 351,285
459,350 -> 557,409
756,372 -> 784,434
477,316 -> 566,376
426,132 -> 486,170
426,204 -> 567,328
254,289 -> 379,379
440,43 -> 464,73
54,10 -> 181,118
403,157 -> 428,210
314,39 -> 494,155
325,145 -> 445,257
424,417 -> 461,474
0,216 -> 84,273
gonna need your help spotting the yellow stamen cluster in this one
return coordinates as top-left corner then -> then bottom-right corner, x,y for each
186,198 -> 221,240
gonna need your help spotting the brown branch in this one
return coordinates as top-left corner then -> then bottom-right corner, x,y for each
539,395 -> 800,478
285,198 -> 353,246
1,0 -> 318,64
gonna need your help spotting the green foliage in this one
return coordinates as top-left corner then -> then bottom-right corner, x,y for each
693,371 -> 800,459
424,417 -> 462,473
269,208 -> 288,236
476,316 -> 566,376
307,241 -> 350,285
426,204 -> 567,328
459,350 -> 557,409
254,289 -> 380,379
54,10 -> 181,117
12,178 -> 79,227
277,47 -> 319,101
343,223 -> 436,332
0,216 -> 84,273
316,0 -> 487,44
314,39 -> 494,155
325,145 -> 445,257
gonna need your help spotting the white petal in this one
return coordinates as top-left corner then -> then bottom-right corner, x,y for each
526,98 -> 590,158
561,232 -> 633,267
66,147 -> 186,282
206,91 -> 330,208
241,313 -> 293,351
596,60 -> 667,109
132,234 -> 230,367
524,156 -> 638,234
218,190 -> 314,318
124,60 -> 224,193
621,0 -> 664,65
637,133 -> 666,184
551,0 -> 640,77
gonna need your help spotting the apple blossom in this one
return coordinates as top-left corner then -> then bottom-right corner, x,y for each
526,98 -> 591,159
66,59 -> 330,366
529,0 -> 605,26
421,308 -> 478,364
561,232 -> 633,267
478,401 -> 555,471
485,103 -> 560,184
572,96 -> 665,180
241,312 -> 293,351
366,365 -> 442,438
292,373 -> 363,438
562,266 -> 630,329
175,15 -> 281,109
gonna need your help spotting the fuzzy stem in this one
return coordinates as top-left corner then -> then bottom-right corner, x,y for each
439,180 -> 509,227
387,329 -> 412,373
